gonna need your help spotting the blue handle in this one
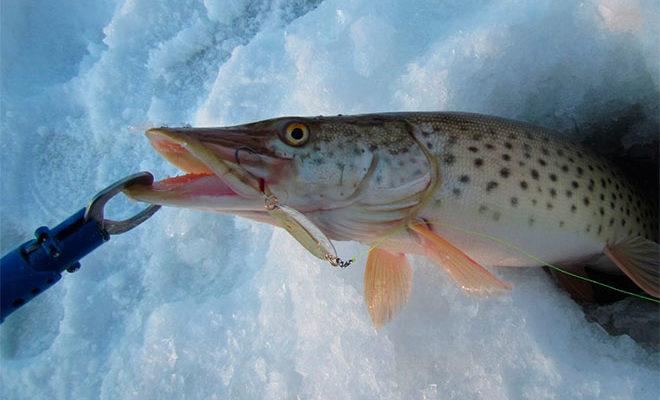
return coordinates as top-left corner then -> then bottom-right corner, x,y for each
0,209 -> 108,322
0,172 -> 159,323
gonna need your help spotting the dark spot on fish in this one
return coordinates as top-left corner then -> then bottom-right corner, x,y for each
504,142 -> 513,149
600,193 -> 605,201
583,197 -> 590,206
571,181 -> 579,189
561,164 -> 569,173
485,143 -> 495,150
565,190 -> 573,198
401,148 -> 409,153
531,169 -> 539,180
621,219 -> 626,227
546,202 -> 553,210
472,133 -> 483,141
353,148 -> 362,155
524,152 -> 531,159
532,198 -> 538,206
571,204 -> 577,213
609,217 -> 614,227
500,168 -> 510,178
549,188 -> 557,197
599,207 -> 605,216
493,211 -> 501,221
520,180 -> 528,190
474,158 -> 484,167
586,224 -> 591,233
587,179 -> 594,191
541,147 -> 549,155
576,166 -> 583,176
486,181 -> 498,191
453,188 -> 461,197
511,197 -> 518,206
587,165 -> 594,171
538,158 -> 547,166
502,154 -> 511,161
468,146 -> 479,153
459,175 -> 470,184
479,205 -> 488,214
559,221 -> 565,227
444,154 -> 455,164
426,142 -> 433,149
610,202 -> 615,210
600,178 -> 607,188
528,217 -> 535,226
557,149 -> 564,157
368,144 -> 377,151
549,173 -> 557,182
598,225 -> 602,234
518,161 -> 525,167
447,136 -> 458,145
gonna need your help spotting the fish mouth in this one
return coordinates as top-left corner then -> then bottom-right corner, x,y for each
125,127 -> 275,212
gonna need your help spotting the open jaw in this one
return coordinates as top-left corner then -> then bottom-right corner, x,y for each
124,128 -> 265,212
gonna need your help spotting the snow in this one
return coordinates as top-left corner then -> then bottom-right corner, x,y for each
1,0 -> 658,399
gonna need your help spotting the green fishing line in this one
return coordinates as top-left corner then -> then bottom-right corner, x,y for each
350,219 -> 660,304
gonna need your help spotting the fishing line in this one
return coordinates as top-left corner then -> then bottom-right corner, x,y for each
347,218 -> 660,304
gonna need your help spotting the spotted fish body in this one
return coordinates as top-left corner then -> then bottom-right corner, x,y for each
128,112 -> 659,326
413,113 -> 657,269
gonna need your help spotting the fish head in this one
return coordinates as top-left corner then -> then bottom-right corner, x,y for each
127,115 -> 433,239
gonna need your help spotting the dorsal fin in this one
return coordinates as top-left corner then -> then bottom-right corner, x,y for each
410,223 -> 511,293
364,248 -> 413,327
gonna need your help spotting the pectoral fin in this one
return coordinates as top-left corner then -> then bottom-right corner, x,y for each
410,223 -> 511,293
604,237 -> 659,298
364,248 -> 413,327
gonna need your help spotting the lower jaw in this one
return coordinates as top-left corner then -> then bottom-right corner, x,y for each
124,173 -> 265,211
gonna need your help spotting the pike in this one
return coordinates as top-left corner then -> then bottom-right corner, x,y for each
126,113 -> 659,326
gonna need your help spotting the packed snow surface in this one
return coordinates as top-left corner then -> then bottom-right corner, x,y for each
1,1 -> 658,399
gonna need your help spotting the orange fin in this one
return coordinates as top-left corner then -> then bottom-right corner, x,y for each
364,248 -> 413,328
604,237 -> 659,298
410,223 -> 512,293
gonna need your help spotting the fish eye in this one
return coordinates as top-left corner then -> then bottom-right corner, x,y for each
283,123 -> 309,146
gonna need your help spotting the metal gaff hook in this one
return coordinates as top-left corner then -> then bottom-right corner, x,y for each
85,172 -> 161,235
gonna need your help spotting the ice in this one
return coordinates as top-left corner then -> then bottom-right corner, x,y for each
1,1 -> 658,399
